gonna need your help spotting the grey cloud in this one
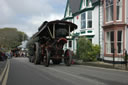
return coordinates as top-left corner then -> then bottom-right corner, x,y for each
0,0 -> 67,37
0,0 -> 15,24
5,0 -> 54,16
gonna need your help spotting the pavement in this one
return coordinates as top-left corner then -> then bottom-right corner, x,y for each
5,58 -> 128,85
78,61 -> 128,71
0,61 -> 7,75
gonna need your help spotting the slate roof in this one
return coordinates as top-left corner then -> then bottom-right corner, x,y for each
68,0 -> 98,14
92,0 -> 99,4
68,0 -> 81,14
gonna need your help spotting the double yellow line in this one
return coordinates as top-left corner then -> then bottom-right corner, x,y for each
0,60 -> 10,85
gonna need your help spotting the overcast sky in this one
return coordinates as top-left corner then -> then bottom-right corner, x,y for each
0,0 -> 67,37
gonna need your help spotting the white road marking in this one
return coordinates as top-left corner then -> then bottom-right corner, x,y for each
2,60 -> 10,85
0,60 -> 10,85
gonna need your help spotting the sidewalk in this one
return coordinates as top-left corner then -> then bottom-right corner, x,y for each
75,60 -> 128,71
0,61 -> 7,75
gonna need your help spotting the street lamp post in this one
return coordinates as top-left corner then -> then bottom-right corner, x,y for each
113,47 -> 115,68
125,50 -> 127,69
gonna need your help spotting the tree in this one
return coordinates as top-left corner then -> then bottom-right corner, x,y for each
26,35 -> 39,56
0,28 -> 28,50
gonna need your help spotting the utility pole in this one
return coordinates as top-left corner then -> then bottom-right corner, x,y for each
23,33 -> 24,42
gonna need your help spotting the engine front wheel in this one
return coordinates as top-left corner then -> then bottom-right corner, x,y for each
64,49 -> 72,66
34,42 -> 41,65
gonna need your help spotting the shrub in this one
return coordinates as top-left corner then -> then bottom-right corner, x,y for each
77,37 -> 92,61
77,37 -> 100,62
87,44 -> 100,61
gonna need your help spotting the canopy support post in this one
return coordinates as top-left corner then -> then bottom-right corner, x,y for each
53,24 -> 55,39
47,26 -> 53,39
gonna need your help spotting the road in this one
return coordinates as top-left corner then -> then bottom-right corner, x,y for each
4,58 -> 128,85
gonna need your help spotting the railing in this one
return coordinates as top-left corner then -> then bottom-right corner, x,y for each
112,48 -> 128,70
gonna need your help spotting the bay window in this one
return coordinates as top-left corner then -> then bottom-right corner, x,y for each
117,30 -> 123,53
106,0 -> 113,22
106,30 -> 123,54
116,0 -> 122,20
106,31 -> 114,54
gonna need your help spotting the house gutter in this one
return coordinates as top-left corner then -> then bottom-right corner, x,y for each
98,0 -> 101,58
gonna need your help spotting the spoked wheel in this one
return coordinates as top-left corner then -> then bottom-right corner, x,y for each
64,49 -> 72,66
43,49 -> 50,67
34,42 -> 41,65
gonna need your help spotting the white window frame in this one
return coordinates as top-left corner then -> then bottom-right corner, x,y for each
117,30 -> 123,54
106,0 -> 114,22
86,0 -> 92,7
81,11 -> 92,29
87,11 -> 92,29
81,12 -> 86,29
83,0 -> 85,7
66,5 -> 72,17
116,0 -> 122,21
106,31 -> 114,54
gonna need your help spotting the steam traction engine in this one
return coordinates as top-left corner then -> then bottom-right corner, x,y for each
34,20 -> 77,67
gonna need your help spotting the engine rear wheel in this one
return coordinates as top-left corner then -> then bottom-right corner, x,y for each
43,49 -> 50,67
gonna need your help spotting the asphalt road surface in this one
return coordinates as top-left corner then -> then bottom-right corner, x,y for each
6,58 -> 128,85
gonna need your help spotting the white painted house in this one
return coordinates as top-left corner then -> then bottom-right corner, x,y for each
63,0 -> 128,62
63,0 -> 101,54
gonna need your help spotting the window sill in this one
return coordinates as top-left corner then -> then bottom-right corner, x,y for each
86,28 -> 93,30
80,28 -> 86,31
116,20 -> 122,21
105,21 -> 114,24
104,53 -> 124,57
116,20 -> 122,23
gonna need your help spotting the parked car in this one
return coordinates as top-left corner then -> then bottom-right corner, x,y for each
0,51 -> 7,61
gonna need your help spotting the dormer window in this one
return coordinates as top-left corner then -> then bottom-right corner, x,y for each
86,0 -> 92,7
106,0 -> 114,22
69,10 -> 72,16
83,0 -> 85,7
66,5 -> 72,17
81,0 -> 92,9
